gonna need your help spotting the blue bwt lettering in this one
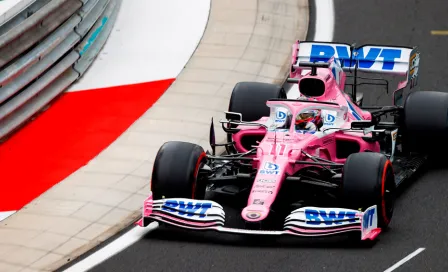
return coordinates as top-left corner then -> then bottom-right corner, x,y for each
305,209 -> 357,225
162,200 -> 212,218
260,170 -> 279,175
380,49 -> 402,70
260,162 -> 280,175
309,44 -> 402,70
362,208 -> 375,229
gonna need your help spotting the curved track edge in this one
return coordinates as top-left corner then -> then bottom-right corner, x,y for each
0,0 -> 310,271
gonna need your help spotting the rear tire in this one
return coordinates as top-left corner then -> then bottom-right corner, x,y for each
227,82 -> 286,146
341,152 -> 396,229
403,91 -> 448,153
151,141 -> 207,200
228,82 -> 287,122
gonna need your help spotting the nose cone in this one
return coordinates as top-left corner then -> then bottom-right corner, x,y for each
241,204 -> 270,222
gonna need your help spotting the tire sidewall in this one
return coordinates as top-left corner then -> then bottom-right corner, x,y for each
403,91 -> 448,152
151,141 -> 207,200
342,153 -> 396,229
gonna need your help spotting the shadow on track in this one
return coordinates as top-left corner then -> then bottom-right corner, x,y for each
142,223 -> 384,251
396,156 -> 448,198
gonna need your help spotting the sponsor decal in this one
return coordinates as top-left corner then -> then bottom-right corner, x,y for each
260,162 -> 280,175
408,50 -> 420,88
258,179 -> 275,183
324,113 -> 336,126
306,44 -> 408,71
362,207 -> 376,230
252,189 -> 273,194
390,128 -> 398,162
305,209 -> 357,225
254,184 -> 275,189
162,200 -> 212,218
275,109 -> 287,123
322,110 -> 337,126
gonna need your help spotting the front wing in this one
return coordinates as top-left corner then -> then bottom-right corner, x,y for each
136,192 -> 381,241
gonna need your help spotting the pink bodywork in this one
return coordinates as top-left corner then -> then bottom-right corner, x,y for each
233,52 -> 382,223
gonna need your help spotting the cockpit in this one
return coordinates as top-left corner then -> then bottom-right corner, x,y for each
265,101 -> 348,134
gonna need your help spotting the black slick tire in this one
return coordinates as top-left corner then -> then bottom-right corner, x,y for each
341,152 -> 396,229
151,141 -> 207,200
228,82 -> 287,122
227,82 -> 286,145
403,91 -> 448,152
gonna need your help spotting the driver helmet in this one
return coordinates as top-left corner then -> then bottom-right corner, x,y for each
295,110 -> 322,130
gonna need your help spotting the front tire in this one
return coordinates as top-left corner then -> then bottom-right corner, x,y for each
341,152 -> 396,229
151,141 -> 207,200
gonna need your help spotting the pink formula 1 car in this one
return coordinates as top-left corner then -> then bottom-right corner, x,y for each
137,41 -> 448,241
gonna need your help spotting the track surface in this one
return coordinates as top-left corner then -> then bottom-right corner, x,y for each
88,1 -> 448,271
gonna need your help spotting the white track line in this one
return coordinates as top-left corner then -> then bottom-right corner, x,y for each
383,248 -> 426,272
0,211 -> 15,222
313,0 -> 334,42
63,223 -> 158,272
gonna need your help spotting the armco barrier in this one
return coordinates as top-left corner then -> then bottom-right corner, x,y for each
0,0 -> 122,141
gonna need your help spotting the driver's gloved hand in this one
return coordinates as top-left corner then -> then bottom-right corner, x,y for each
305,122 -> 317,132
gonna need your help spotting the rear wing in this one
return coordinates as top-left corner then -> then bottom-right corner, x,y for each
295,41 -> 420,83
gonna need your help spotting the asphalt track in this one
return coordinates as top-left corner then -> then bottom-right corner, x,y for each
83,1 -> 448,271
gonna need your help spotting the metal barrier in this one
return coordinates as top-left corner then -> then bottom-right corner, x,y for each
0,0 -> 122,141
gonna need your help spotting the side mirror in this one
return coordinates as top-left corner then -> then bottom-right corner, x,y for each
393,88 -> 404,106
224,111 -> 242,122
356,92 -> 364,106
351,120 -> 375,130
